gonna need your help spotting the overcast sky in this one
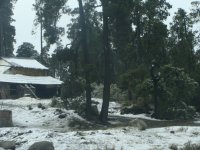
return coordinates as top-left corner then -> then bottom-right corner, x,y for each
12,0 -> 194,53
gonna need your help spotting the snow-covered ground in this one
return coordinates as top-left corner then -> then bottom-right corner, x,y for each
0,97 -> 200,150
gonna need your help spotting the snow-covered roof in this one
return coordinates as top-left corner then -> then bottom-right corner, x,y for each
0,74 -> 62,85
2,57 -> 48,70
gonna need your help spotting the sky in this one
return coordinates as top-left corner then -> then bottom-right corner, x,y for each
12,0 -> 194,54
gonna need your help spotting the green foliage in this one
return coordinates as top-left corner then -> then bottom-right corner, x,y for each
16,42 -> 39,58
61,77 -> 85,99
137,64 -> 198,119
160,65 -> 198,104
33,0 -> 68,45
119,64 -> 148,91
165,102 -> 196,120
169,9 -> 196,73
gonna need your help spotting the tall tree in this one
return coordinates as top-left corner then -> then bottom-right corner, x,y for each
34,0 -> 103,119
142,0 -> 171,65
33,0 -> 67,62
169,8 -> 196,73
0,0 -> 16,56
77,0 -> 92,118
99,0 -> 111,123
109,0 -> 134,68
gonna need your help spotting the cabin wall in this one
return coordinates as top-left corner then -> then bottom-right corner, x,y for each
0,83 -> 23,99
0,60 -> 11,74
0,83 -> 10,99
0,83 -> 60,99
6,67 -> 48,76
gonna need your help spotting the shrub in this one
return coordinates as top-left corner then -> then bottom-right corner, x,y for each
92,83 -> 127,102
181,141 -> 200,150
50,97 -> 62,107
62,96 -> 86,116
28,105 -> 32,110
164,102 -> 196,120
37,103 -> 45,110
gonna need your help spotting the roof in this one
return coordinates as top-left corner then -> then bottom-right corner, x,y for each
2,57 -> 48,70
0,74 -> 62,85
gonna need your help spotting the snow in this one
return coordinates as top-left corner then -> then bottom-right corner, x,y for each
2,57 -> 48,70
0,97 -> 200,150
0,74 -> 62,85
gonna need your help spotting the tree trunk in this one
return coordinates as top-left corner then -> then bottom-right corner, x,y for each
99,0 -> 111,123
77,0 -> 92,119
0,23 -> 4,56
40,21 -> 43,61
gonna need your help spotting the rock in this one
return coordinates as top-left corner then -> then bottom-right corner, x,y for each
0,141 -> 15,150
58,114 -> 66,119
28,141 -> 54,150
0,110 -> 13,127
129,119 -> 148,130
170,131 -> 175,134
169,144 -> 178,150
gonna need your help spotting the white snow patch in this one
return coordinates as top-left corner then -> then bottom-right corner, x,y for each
0,97 -> 200,150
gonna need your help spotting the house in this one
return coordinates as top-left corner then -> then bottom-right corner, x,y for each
0,57 -> 62,99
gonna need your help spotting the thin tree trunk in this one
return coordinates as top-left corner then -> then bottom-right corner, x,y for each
77,0 -> 92,119
0,23 -> 4,56
100,0 -> 111,123
40,21 -> 43,61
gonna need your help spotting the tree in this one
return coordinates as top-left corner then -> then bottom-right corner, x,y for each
33,0 -> 67,63
0,0 -> 16,56
77,0 -> 92,118
16,42 -> 39,58
99,0 -> 111,123
191,1 -> 200,23
169,9 -> 196,73
34,0 -> 104,119
142,0 -> 171,65
138,65 -> 198,119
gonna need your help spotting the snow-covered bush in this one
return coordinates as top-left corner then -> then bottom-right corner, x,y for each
50,97 -> 62,107
62,96 -> 86,116
181,141 -> 200,150
37,103 -> 45,110
92,83 -> 127,101
165,101 -> 196,120
62,96 -> 99,118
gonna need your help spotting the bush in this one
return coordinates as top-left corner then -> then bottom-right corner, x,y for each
50,97 -> 61,107
92,83 -> 127,101
37,103 -> 45,110
164,101 -> 196,120
62,96 -> 86,116
181,141 -> 200,150
28,105 -> 32,110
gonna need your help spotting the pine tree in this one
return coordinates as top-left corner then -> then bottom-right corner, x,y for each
0,0 -> 16,56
